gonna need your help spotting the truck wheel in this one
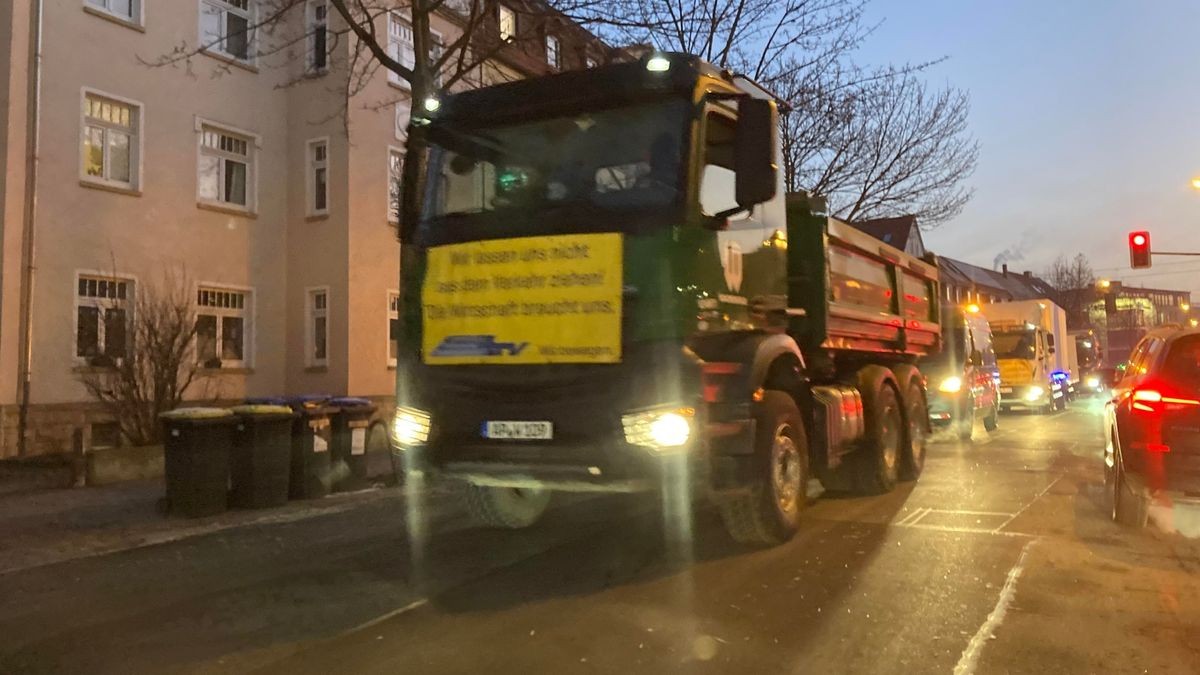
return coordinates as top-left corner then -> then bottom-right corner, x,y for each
983,403 -> 999,432
854,381 -> 903,495
463,485 -> 552,529
718,391 -> 808,546
956,399 -> 975,442
902,382 -> 930,479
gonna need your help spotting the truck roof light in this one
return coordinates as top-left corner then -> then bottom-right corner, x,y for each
646,55 -> 671,72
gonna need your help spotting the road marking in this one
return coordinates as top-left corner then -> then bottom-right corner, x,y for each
993,475 -> 1062,533
953,539 -> 1037,675
339,598 -> 429,636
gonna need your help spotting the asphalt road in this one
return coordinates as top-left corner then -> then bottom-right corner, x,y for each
2,398 -> 1200,674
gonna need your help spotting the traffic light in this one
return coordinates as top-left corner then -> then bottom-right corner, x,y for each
1129,230 -> 1152,269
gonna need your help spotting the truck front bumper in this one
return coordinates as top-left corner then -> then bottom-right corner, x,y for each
998,381 -> 1065,410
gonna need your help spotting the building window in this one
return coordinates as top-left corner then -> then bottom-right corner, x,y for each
388,12 -> 415,87
196,287 -> 250,368
498,5 -> 516,42
201,0 -> 254,62
198,124 -> 254,209
388,292 -> 400,366
545,34 -> 560,68
82,92 -> 139,189
308,288 -> 328,366
307,0 -> 329,73
308,138 -> 328,215
85,0 -> 138,23
430,32 -> 444,88
388,147 -> 404,224
76,275 -> 131,365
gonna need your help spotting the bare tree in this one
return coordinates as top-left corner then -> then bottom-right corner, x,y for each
1044,253 -> 1097,328
77,271 -> 209,447
603,0 -> 977,228
791,71 -> 977,225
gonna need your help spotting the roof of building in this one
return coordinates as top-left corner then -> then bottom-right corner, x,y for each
851,216 -> 918,249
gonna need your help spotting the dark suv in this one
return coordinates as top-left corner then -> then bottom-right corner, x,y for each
1105,327 -> 1200,526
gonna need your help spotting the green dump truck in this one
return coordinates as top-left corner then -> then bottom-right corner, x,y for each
389,53 -> 941,545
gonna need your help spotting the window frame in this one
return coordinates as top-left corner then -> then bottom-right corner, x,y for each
195,117 -> 260,213
306,0 -> 330,74
387,11 -> 415,88
387,290 -> 400,367
79,88 -> 143,192
83,0 -> 143,26
307,137 -> 330,216
387,145 -> 404,224
195,283 -> 254,369
545,34 -> 560,69
306,286 -> 330,367
199,0 -> 256,64
73,272 -> 135,366
498,5 -> 516,42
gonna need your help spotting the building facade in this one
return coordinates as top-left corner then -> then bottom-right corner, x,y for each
0,0 -> 609,458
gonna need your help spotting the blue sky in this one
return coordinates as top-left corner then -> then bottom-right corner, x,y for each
853,0 -> 1200,294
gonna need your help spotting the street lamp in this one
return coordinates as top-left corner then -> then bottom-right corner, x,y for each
1098,279 -> 1111,290
1192,177 -> 1200,190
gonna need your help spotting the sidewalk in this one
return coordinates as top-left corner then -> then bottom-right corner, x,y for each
0,449 -> 401,575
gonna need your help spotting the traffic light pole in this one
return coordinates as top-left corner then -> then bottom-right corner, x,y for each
1150,250 -> 1200,256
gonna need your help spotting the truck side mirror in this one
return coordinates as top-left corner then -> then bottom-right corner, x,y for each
733,98 -> 778,210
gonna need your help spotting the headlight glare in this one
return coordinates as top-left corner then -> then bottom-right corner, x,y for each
1025,386 -> 1045,401
622,406 -> 694,450
391,406 -> 431,446
938,376 -> 963,393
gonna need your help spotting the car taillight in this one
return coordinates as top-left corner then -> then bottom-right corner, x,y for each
1131,387 -> 1200,414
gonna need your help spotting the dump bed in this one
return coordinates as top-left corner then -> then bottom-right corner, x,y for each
784,197 -> 941,359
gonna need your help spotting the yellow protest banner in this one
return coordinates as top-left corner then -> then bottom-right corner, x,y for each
421,233 -> 623,365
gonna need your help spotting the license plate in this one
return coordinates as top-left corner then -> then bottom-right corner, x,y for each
1000,387 -> 1013,394
483,421 -> 553,440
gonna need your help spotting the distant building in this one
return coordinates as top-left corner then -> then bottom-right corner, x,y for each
1083,282 -> 1193,365
851,216 -> 927,258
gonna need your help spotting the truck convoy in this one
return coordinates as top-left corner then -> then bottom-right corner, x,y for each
388,53 -> 941,545
985,299 -> 1072,413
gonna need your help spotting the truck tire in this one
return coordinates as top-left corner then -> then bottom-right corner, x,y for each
718,391 -> 809,546
901,381 -> 929,480
463,485 -> 552,529
853,369 -> 903,495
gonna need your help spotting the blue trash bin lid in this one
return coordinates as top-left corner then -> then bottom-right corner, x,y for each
328,397 -> 373,408
160,407 -> 234,420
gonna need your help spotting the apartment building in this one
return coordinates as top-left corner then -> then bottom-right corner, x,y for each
0,0 -> 612,458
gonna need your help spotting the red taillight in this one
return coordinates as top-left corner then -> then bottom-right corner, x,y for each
1130,387 -> 1200,413
1145,442 -> 1171,453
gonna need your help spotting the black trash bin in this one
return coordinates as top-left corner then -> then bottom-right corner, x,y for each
286,397 -> 335,499
328,397 -> 377,490
229,405 -> 295,509
160,407 -> 236,518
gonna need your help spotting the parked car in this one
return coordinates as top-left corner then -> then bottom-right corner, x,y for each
922,304 -> 1001,440
1105,328 -> 1200,526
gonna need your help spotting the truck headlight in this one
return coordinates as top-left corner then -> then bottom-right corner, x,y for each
1025,386 -> 1045,402
622,406 -> 694,450
938,376 -> 963,393
391,406 -> 431,447
1086,376 -> 1100,390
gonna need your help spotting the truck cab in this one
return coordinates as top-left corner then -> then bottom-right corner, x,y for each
986,299 -> 1070,413
390,53 -> 940,545
921,304 -> 1000,439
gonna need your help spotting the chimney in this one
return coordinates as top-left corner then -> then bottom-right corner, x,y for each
1001,264 -> 1008,277
1023,270 -> 1031,278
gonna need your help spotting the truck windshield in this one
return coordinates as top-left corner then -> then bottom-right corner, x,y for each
418,100 -> 689,243
993,330 -> 1036,359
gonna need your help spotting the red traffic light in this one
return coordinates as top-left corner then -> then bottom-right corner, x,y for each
1129,230 -> 1152,269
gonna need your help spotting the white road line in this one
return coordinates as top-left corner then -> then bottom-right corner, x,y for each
993,475 -> 1062,533
338,598 -> 429,636
953,539 -> 1037,675
895,507 -> 931,526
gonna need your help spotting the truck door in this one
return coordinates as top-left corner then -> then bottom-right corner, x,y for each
699,105 -> 784,329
